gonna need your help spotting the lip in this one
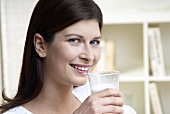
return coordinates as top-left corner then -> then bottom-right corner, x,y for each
70,64 -> 91,75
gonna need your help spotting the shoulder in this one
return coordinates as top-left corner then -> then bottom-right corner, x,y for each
3,106 -> 32,114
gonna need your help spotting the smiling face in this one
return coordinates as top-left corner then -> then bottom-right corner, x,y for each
37,19 -> 101,87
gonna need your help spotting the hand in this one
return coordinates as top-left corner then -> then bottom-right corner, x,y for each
73,88 -> 124,114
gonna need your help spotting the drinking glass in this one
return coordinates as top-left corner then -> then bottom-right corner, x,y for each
88,71 -> 119,94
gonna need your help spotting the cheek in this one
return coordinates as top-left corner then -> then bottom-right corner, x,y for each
59,46 -> 79,60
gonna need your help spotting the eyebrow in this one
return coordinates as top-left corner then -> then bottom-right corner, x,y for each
64,33 -> 101,39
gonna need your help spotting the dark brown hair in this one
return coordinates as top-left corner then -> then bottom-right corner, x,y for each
0,0 -> 102,113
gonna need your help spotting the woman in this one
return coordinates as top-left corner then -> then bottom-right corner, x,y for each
0,0 -> 135,113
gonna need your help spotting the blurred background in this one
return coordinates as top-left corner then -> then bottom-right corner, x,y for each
1,0 -> 170,114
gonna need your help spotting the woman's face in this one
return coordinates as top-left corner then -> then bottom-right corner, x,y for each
44,19 -> 101,86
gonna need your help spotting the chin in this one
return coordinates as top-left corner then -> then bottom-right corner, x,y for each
74,77 -> 88,86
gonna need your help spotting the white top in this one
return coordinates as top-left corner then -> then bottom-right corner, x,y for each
4,82 -> 136,114
3,106 -> 32,114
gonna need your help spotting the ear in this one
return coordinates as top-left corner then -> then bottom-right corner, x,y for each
33,33 -> 47,58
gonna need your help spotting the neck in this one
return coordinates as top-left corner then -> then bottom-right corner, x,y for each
23,82 -> 81,114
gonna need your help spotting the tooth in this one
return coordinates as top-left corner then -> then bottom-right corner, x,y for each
72,65 -> 89,71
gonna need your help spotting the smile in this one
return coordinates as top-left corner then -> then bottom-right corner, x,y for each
70,64 -> 90,74
71,64 -> 89,71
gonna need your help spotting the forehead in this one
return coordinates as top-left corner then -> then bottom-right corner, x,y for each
60,19 -> 101,35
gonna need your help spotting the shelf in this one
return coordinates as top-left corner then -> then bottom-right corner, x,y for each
94,0 -> 170,24
101,18 -> 170,114
103,12 -> 170,24
120,82 -> 145,114
151,82 -> 170,114
149,76 -> 170,82
102,24 -> 144,78
120,67 -> 144,77
120,76 -> 144,82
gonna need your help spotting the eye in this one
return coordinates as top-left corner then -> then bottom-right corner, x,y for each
90,40 -> 100,45
68,38 -> 79,43
68,38 -> 81,46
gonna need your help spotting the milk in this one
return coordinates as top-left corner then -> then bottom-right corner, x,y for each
91,83 -> 117,94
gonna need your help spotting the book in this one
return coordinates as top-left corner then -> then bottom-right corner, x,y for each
94,40 -> 107,71
149,83 -> 163,114
95,39 -> 115,71
148,27 -> 166,77
105,39 -> 115,71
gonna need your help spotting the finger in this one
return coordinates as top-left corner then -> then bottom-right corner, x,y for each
94,88 -> 123,98
98,105 -> 124,114
99,96 -> 124,107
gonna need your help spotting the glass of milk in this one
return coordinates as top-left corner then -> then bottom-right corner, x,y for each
88,71 -> 119,94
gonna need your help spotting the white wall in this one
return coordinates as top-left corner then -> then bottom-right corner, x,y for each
1,0 -> 37,98
0,0 -> 3,104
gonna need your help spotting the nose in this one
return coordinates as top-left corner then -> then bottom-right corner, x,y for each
79,44 -> 94,62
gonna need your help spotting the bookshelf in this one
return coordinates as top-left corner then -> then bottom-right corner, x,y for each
94,0 -> 170,114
